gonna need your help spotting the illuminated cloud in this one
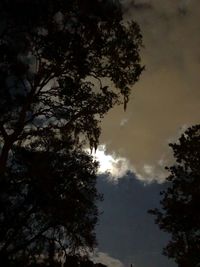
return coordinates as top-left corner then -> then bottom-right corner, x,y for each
91,145 -> 167,183
92,251 -> 124,267
91,144 -> 133,180
100,0 -> 200,185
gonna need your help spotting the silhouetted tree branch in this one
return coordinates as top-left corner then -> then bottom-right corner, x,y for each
0,0 -> 144,265
149,125 -> 200,267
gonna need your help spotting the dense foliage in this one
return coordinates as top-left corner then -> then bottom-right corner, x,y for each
150,125 -> 200,267
0,0 -> 143,265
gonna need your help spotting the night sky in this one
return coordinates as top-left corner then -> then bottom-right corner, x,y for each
95,174 -> 176,267
92,1 -> 200,266
1,1 -> 199,266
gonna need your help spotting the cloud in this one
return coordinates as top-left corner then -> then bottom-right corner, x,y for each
92,251 -> 124,267
100,0 -> 200,184
143,164 -> 154,175
91,144 -> 133,181
120,118 -> 129,127
91,144 -> 168,183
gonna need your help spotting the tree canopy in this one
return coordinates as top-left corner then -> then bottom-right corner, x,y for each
149,125 -> 200,267
0,0 -> 143,265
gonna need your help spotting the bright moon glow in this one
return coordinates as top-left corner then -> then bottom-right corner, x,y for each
90,145 -> 133,179
87,145 -> 167,183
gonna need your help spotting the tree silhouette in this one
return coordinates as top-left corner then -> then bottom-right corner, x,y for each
149,125 -> 200,267
0,0 -> 143,265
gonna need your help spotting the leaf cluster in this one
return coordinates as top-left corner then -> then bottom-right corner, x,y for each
0,0 -> 143,265
149,125 -> 200,267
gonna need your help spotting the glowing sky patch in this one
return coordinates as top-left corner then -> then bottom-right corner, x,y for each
89,145 -> 132,180
86,144 -> 167,183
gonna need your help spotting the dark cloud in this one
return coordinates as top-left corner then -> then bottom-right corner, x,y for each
96,174 -> 177,267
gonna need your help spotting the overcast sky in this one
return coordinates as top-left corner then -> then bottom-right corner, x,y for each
94,1 -> 200,266
99,0 -> 200,183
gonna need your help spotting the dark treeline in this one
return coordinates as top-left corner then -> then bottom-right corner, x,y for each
0,0 -> 143,266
